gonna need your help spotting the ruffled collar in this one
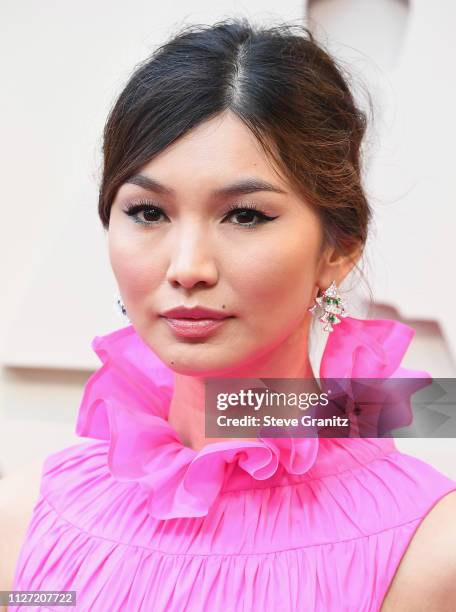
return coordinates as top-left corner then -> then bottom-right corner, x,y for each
75,316 -> 430,520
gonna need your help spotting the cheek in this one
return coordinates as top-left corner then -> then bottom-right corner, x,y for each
231,231 -> 319,311
108,228 -> 162,300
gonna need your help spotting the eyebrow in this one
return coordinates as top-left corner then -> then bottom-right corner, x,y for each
124,174 -> 287,197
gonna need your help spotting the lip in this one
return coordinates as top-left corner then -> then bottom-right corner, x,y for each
162,317 -> 231,338
161,305 -> 233,319
160,305 -> 234,338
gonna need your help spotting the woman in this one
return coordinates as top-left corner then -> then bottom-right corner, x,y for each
2,17 -> 456,612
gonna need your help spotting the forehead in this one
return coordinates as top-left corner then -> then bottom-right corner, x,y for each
135,111 -> 289,193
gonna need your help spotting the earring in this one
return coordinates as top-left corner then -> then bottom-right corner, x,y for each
114,293 -> 131,323
308,280 -> 348,332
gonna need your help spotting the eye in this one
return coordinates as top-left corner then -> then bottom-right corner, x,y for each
122,199 -> 279,229
223,203 -> 279,229
123,200 -> 166,226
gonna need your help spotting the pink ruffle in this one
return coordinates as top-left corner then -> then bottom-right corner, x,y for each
75,316 -> 430,519
320,316 -> 430,379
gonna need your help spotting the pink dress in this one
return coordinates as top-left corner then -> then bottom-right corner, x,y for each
11,316 -> 456,611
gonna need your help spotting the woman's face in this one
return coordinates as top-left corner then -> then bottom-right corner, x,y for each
108,111 -> 337,376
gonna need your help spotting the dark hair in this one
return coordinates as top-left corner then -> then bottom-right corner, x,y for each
98,17 -> 373,269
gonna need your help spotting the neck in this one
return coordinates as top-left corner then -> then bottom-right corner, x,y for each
167,322 -> 318,451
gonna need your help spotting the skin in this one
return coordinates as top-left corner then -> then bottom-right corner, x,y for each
108,109 -> 359,451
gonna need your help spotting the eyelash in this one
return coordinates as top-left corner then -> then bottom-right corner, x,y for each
123,199 -> 278,229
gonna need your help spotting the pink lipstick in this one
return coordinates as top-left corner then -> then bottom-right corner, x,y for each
160,305 -> 234,338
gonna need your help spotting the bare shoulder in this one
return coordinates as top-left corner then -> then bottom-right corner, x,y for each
0,459 -> 44,602
381,489 -> 456,612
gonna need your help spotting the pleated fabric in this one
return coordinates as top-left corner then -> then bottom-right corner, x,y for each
10,316 -> 456,611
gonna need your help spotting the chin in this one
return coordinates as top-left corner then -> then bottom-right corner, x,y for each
140,324 -> 250,376
158,345 -> 240,377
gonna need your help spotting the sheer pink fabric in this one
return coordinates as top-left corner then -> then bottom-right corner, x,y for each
11,316 -> 456,611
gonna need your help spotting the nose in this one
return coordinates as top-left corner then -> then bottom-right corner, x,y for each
165,223 -> 218,289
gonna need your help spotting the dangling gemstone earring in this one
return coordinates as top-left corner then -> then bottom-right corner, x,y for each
308,280 -> 348,332
114,293 -> 131,323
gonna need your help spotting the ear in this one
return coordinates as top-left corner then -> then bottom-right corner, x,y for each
315,240 -> 363,291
